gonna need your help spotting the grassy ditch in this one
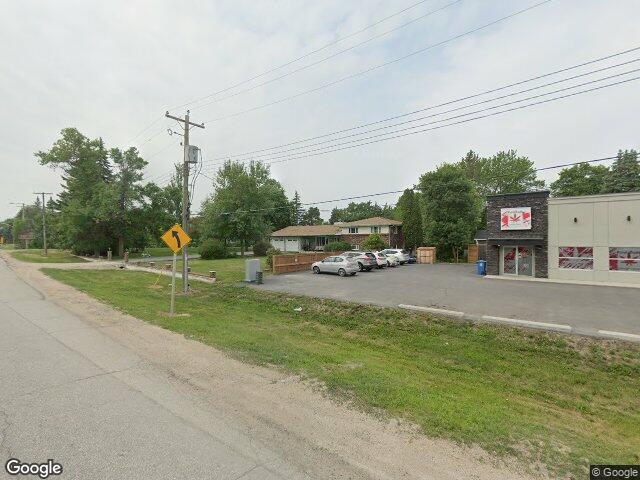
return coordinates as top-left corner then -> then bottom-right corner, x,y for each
42,268 -> 640,477
10,249 -> 87,263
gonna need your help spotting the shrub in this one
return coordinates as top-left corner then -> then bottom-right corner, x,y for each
199,239 -> 231,260
362,233 -> 386,251
324,241 -> 352,252
266,247 -> 282,270
253,240 -> 271,256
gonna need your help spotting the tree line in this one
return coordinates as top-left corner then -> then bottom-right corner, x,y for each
2,127 -> 638,260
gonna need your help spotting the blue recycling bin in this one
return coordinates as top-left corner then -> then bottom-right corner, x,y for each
476,260 -> 487,276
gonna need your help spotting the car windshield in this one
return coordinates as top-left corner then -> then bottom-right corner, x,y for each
378,253 -> 386,257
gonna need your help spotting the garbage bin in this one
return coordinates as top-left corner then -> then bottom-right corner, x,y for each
476,260 -> 487,276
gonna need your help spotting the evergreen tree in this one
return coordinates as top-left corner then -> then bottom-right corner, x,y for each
396,189 -> 423,252
291,191 -> 303,225
602,150 -> 640,193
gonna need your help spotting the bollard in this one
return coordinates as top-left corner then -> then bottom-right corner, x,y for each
107,248 -> 112,261
123,250 -> 129,263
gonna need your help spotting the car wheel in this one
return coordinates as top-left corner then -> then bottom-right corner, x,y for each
338,268 -> 346,277
358,262 -> 365,272
313,266 -> 320,274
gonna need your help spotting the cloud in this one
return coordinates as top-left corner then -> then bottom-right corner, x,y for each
1,0 -> 638,220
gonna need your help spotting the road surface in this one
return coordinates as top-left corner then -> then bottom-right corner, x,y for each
0,256 -> 534,480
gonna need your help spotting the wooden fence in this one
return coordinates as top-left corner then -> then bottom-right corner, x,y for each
468,244 -> 479,263
272,252 -> 341,274
416,247 -> 436,264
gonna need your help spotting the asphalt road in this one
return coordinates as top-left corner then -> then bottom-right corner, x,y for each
257,263 -> 640,337
0,260 -> 302,480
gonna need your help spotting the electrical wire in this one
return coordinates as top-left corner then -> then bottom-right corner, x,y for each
184,0 -> 462,112
202,0 -> 553,122
168,0 -> 436,111
200,46 -> 640,163
198,74 -> 640,172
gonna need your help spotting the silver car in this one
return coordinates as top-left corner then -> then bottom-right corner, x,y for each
381,248 -> 411,264
340,251 -> 377,271
312,256 -> 358,276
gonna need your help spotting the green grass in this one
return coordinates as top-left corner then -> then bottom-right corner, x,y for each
42,268 -> 640,477
176,256 -> 267,283
0,243 -> 15,250
10,249 -> 87,263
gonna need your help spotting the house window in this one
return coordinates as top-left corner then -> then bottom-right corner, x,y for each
316,236 -> 328,246
371,226 -> 380,233
348,227 -> 358,234
558,247 -> 593,270
609,247 -> 640,272
351,244 -> 359,251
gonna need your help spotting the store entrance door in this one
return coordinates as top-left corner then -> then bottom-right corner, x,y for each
501,246 -> 535,276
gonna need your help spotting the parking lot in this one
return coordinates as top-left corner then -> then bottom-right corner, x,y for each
256,263 -> 640,338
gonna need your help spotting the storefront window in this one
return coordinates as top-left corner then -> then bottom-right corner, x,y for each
609,247 -> 640,272
558,247 -> 593,270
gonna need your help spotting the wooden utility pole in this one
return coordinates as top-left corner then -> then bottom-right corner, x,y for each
34,192 -> 52,256
164,110 -> 204,293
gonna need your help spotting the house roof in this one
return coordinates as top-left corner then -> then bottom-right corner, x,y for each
271,225 -> 342,237
340,216 -> 402,227
474,229 -> 488,240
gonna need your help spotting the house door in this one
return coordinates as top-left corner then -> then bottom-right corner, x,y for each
501,246 -> 534,276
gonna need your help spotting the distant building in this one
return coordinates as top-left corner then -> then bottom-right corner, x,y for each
270,217 -> 403,252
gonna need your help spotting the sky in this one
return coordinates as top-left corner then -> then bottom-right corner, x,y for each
1,0 -> 639,220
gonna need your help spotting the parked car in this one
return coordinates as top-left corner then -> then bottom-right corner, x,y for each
377,251 -> 399,267
340,251 -> 377,272
370,251 -> 388,269
380,248 -> 411,264
312,256 -> 358,276
407,254 -> 417,264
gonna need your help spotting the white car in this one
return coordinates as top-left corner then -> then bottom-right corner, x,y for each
370,251 -> 388,269
340,251 -> 378,272
312,255 -> 358,276
376,251 -> 398,267
380,248 -> 411,265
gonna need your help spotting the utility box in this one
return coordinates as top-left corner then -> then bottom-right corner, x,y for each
245,259 -> 262,283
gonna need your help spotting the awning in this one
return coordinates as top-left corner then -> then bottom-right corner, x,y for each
487,238 -> 545,246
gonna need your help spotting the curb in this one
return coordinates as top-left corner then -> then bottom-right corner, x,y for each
398,304 -> 639,343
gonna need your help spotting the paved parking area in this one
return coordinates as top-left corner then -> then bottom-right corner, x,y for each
255,263 -> 640,338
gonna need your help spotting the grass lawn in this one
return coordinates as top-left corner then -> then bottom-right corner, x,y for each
122,246 -> 174,259
0,243 -> 15,250
176,256 -> 267,283
42,269 -> 640,477
10,249 -> 87,263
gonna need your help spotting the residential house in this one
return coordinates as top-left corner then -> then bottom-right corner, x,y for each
270,217 -> 403,252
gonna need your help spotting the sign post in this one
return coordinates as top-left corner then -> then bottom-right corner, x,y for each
160,224 -> 192,315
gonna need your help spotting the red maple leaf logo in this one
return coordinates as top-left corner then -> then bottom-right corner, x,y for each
501,214 -> 509,227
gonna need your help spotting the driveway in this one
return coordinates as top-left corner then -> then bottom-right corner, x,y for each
256,263 -> 640,339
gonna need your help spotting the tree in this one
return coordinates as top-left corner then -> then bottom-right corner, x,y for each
419,164 -> 480,262
458,150 -> 545,196
300,206 -> 323,225
362,233 -> 386,251
396,189 -> 422,252
291,191 -> 303,225
602,150 -> 640,193
550,163 -> 609,197
329,201 -> 395,223
200,161 -> 288,255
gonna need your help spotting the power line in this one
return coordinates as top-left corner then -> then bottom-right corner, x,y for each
199,74 -> 640,172
168,0 -> 436,112
215,154 -> 622,217
201,46 -> 640,163
185,0 -> 462,112
203,0 -> 553,122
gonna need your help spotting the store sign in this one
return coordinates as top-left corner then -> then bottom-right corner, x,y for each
501,207 -> 531,230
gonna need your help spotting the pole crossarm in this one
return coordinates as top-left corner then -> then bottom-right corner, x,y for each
164,111 -> 205,129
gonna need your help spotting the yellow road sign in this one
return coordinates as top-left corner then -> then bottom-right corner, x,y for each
161,224 -> 192,254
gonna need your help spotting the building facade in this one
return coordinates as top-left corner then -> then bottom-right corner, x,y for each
486,191 -> 640,285
270,217 -> 403,252
486,191 -> 549,278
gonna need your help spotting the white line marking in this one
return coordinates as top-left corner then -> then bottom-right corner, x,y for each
597,330 -> 640,342
480,315 -> 572,332
398,304 -> 465,318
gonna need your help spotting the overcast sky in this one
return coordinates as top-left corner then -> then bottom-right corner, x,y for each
1,0 -> 639,220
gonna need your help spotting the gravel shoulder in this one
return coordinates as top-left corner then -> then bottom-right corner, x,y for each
1,251 -> 539,480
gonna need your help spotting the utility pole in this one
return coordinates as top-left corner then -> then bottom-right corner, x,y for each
9,202 -> 26,220
165,110 -> 204,293
34,192 -> 52,256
